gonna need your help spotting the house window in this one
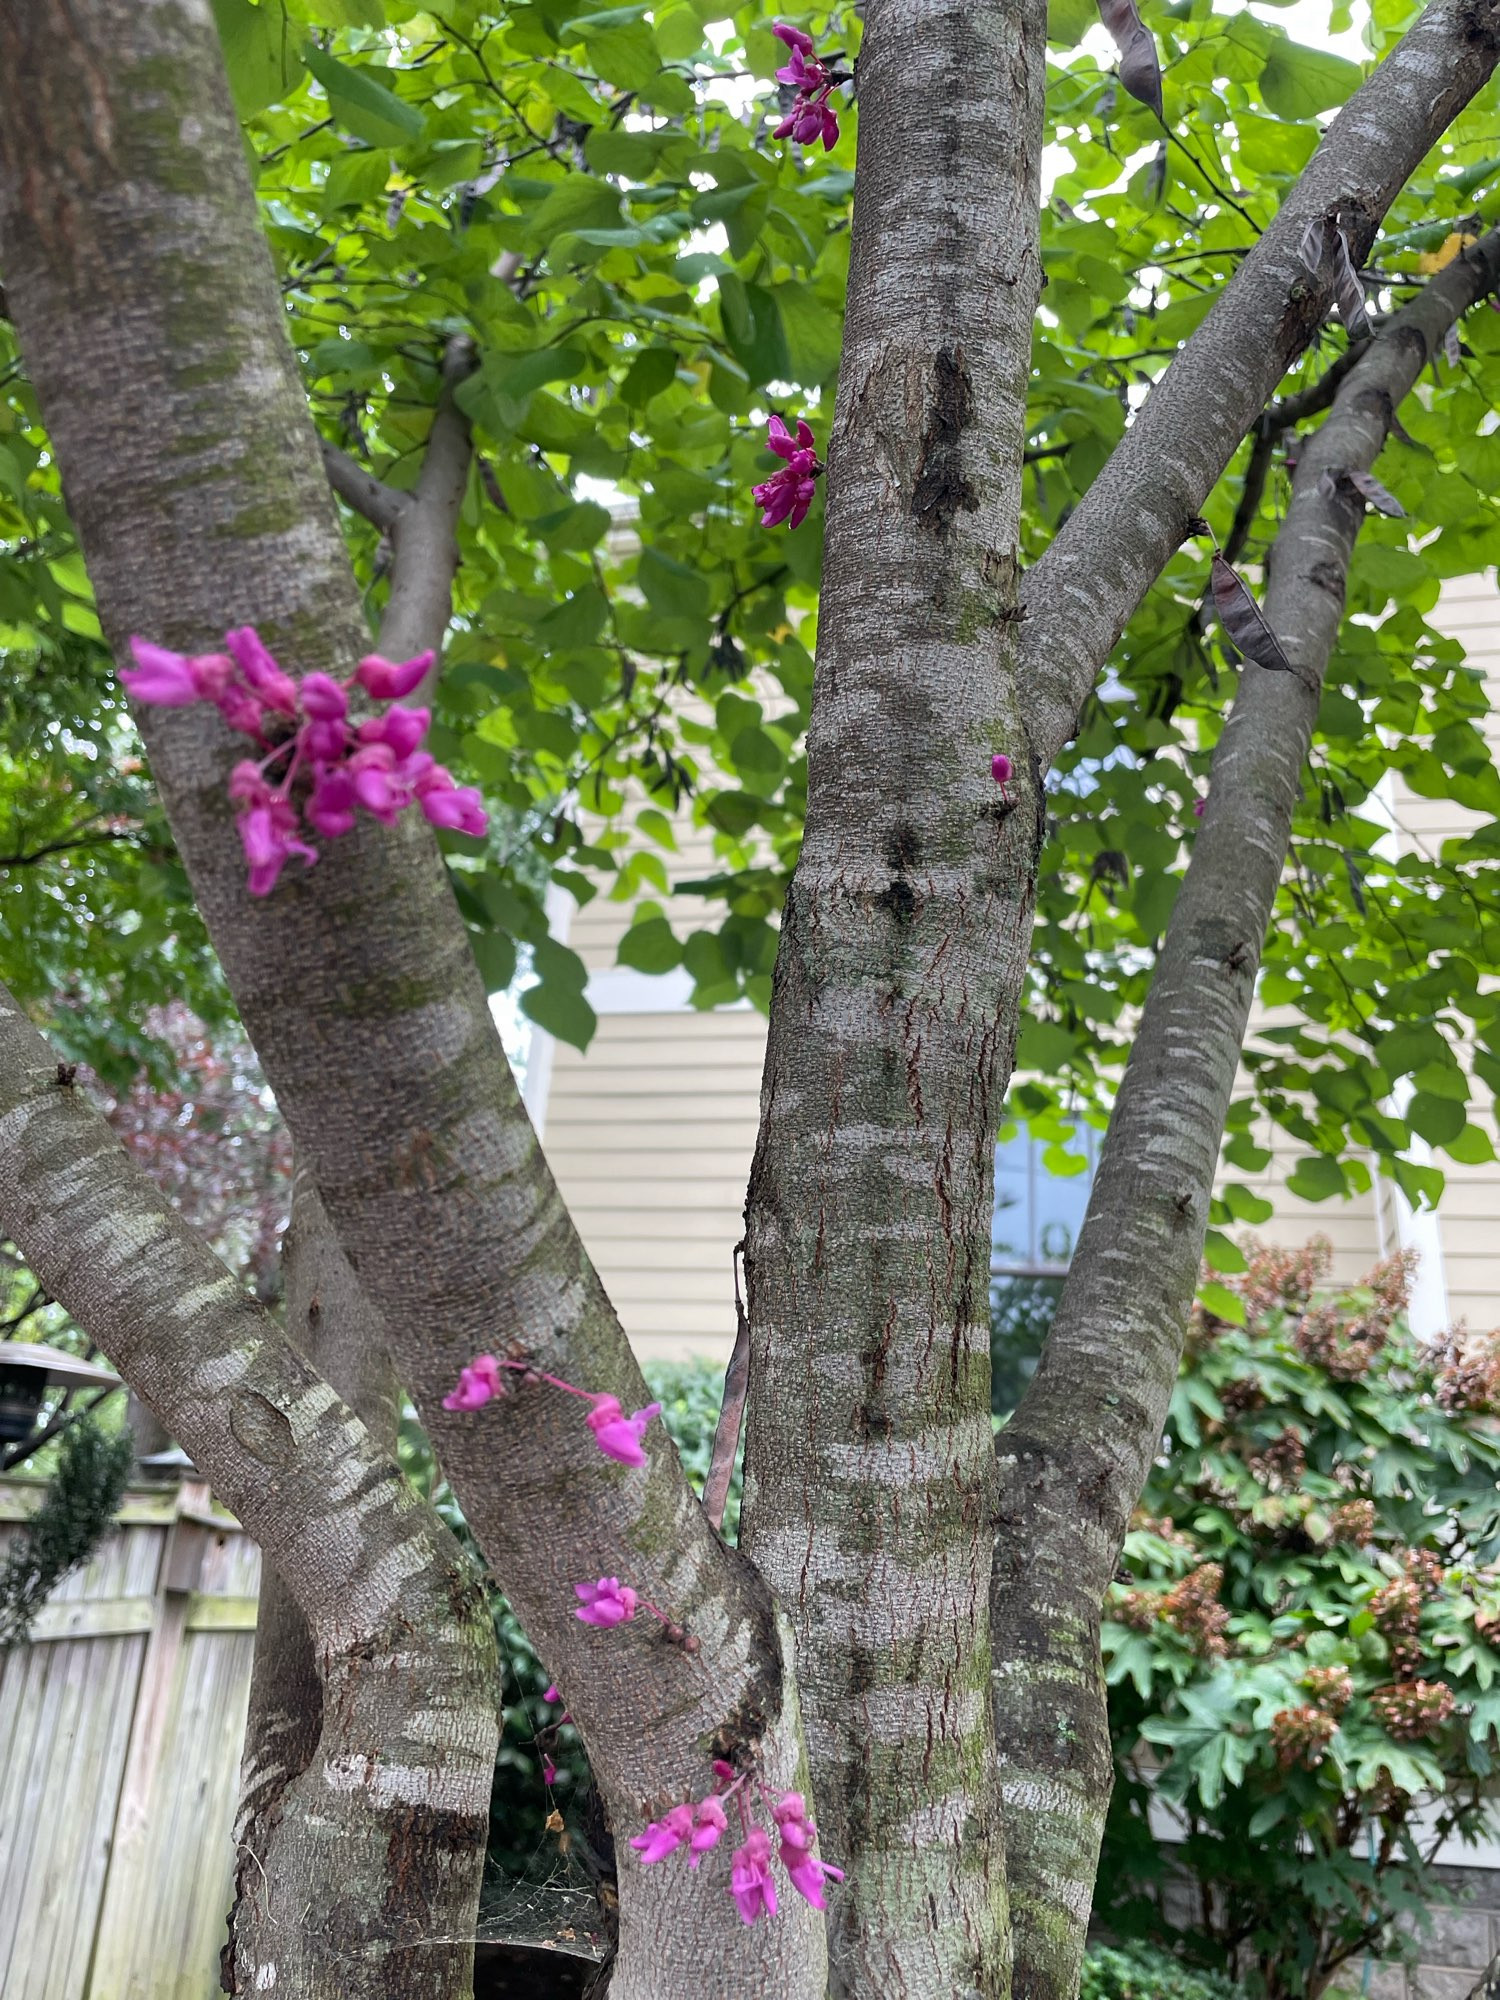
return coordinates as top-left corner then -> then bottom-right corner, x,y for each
990,1129 -> 1099,1412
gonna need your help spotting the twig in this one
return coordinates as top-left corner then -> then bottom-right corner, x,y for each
702,1242 -> 750,1534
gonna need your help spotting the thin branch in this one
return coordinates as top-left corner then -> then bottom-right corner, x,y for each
702,1242 -> 749,1533
320,436 -> 410,534
1020,0 -> 1500,765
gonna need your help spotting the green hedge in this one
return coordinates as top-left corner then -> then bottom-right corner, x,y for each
1082,1941 -> 1240,2000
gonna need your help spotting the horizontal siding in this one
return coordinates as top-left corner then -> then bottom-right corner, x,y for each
543,575 -> 1500,1363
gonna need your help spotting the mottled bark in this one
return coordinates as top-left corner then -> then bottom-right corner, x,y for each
991,226 -> 1500,2000
236,318 -> 480,1979
740,1 -> 1046,1992
228,1166 -> 413,1994
1020,0 -> 1500,766
0,7 -> 820,1993
0,985 -> 499,2000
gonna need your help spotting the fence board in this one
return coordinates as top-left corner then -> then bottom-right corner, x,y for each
0,1480 -> 260,2000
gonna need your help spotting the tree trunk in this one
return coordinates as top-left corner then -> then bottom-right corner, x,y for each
226,1166 -> 440,1996
0,7 -> 822,1992
0,985 -> 501,2000
990,220 -> 1500,2000
739,1 -> 1046,1990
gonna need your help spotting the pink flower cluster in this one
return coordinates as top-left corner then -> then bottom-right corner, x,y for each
753,415 -> 822,531
575,1577 -> 637,1627
632,1771 -> 843,1922
441,1354 -> 662,1468
121,630 -> 486,897
772,23 -> 841,150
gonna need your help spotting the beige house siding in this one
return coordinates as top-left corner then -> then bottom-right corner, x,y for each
536,574 -> 1500,1366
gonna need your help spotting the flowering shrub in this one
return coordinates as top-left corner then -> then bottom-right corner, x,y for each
1096,1239 -> 1500,1999
121,629 -> 485,895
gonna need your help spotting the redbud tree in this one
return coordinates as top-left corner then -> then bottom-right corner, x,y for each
1,3 -> 1499,1999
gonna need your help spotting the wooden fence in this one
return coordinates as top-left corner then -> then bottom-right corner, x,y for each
0,1478 -> 260,2000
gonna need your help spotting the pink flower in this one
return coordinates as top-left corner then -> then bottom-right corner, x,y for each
771,21 -> 815,54
348,744 -> 405,824
359,705 -> 430,760
214,682 -> 268,738
355,650 -> 434,700
729,1828 -> 778,1924
992,752 -> 1013,785
299,672 -> 348,721
585,1393 -> 662,1467
237,797 -> 317,898
773,1793 -> 843,1908
121,638 -> 203,706
1193,796 -> 1207,818
542,1684 -> 560,1704
631,1804 -> 694,1865
442,1354 -> 504,1412
416,767 -> 488,836
575,1577 -> 638,1627
306,765 -> 358,838
224,627 -> 299,714
303,716 -> 349,763
542,1756 -> 558,1785
769,23 -> 840,151
688,1796 -> 728,1868
753,415 -> 822,531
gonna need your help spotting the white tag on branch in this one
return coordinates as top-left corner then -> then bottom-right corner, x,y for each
1096,0 -> 1163,120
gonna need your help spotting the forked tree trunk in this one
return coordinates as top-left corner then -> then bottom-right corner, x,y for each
0,7 -> 822,1994
0,987 -> 501,2000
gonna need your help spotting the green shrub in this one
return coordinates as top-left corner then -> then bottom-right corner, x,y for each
1096,1238 -> 1500,1999
1082,1940 -> 1240,2000
0,1417 -> 132,1649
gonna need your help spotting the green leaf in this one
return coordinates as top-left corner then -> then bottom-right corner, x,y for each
1203,1229 -> 1248,1275
1258,39 -> 1363,118
212,0 -> 305,115
301,43 -> 426,146
1407,1091 -> 1466,1148
521,978 -> 597,1050
534,586 -> 609,648
1284,1154 -> 1349,1204
1443,1122 -> 1496,1165
618,917 -> 683,973
638,547 -> 710,621
621,345 -> 679,408
1198,1281 -> 1247,1327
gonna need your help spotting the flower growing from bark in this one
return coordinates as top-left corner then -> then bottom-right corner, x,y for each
626,1771 -> 842,1921
587,1391 -> 663,1466
771,22 -> 842,150
575,1577 -> 638,1627
752,414 -> 822,530
122,631 -> 486,895
440,1354 -> 663,1467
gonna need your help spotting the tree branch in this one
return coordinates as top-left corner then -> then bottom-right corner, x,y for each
380,332 -> 478,693
0,980 -> 499,2000
0,14 -> 819,1994
1020,0 -> 1500,766
320,436 -> 409,534
989,220 -> 1500,2000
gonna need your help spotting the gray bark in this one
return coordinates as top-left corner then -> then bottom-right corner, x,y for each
740,1 -> 1047,1991
0,985 -> 500,2000
1020,0 -> 1500,768
228,1166 -> 413,1995
991,224 -> 1500,2000
0,7 -> 820,1993
236,317 -> 481,1983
